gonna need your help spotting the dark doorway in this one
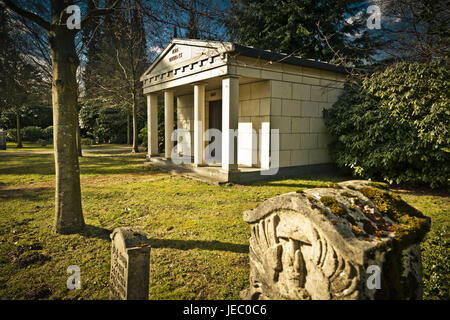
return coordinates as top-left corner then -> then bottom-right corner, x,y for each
209,100 -> 222,131
208,100 -> 222,161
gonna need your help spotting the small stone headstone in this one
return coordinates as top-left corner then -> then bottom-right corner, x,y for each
240,180 -> 430,300
110,227 -> 151,300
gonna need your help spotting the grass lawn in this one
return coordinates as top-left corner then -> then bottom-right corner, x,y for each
0,145 -> 448,300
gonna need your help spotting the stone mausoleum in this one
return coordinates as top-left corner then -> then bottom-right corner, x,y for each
141,39 -> 348,183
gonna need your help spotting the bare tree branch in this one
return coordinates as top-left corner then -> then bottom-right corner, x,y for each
3,0 -> 51,32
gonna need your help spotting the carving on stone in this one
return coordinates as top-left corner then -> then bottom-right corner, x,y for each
245,210 -> 361,300
241,180 -> 430,300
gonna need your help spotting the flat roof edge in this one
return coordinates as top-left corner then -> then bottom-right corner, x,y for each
231,44 -> 351,75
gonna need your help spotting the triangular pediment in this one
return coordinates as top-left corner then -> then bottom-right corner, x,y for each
141,39 -> 233,81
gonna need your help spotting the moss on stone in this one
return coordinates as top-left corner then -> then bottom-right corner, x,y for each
319,196 -> 360,226
352,225 -> 364,236
359,187 -> 430,248
320,182 -> 343,189
320,196 -> 346,218
368,181 -> 389,190
341,191 -> 356,198
362,219 -> 377,235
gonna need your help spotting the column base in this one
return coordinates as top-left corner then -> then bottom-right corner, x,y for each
146,154 -> 160,161
220,165 -> 239,173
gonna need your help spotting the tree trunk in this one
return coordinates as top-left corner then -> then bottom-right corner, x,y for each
77,122 -> 82,157
16,110 -> 22,148
127,112 -> 131,145
49,24 -> 84,234
76,100 -> 82,157
131,93 -> 139,153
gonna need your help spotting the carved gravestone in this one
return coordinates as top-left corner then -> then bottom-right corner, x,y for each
110,227 -> 151,300
240,180 -> 431,300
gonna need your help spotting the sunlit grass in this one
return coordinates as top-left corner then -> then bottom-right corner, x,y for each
0,147 -> 448,299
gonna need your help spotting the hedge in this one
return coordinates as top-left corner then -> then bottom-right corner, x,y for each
324,61 -> 449,188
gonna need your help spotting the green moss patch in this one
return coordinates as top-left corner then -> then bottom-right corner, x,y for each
359,187 -> 430,247
319,196 -> 357,225
341,191 -> 356,198
320,196 -> 346,217
368,182 -> 390,190
319,182 -> 343,189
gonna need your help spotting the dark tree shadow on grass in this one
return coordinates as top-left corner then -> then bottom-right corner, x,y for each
77,227 -> 249,254
79,225 -> 112,241
148,238 -> 248,254
0,187 -> 53,201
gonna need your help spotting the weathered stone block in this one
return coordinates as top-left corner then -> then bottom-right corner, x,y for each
271,116 -> 291,134
239,83 -> 251,101
301,101 -> 319,118
281,99 -> 301,117
251,81 -> 270,99
110,227 -> 151,300
303,76 -> 320,86
259,98 -> 271,116
271,81 -> 292,99
290,150 -> 309,166
278,150 -> 291,167
281,133 -> 301,150
241,100 -> 258,117
241,181 -> 430,300
318,133 -> 333,149
261,69 -> 283,80
282,72 -> 302,83
311,86 -> 327,102
309,148 -> 330,163
270,98 -> 282,116
300,133 -> 318,150
309,118 -> 328,134
291,117 -> 310,134
292,83 -> 311,100
327,87 -> 344,103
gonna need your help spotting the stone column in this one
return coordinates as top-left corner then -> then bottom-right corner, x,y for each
147,94 -> 159,158
194,83 -> 206,166
164,91 -> 174,159
222,76 -> 239,171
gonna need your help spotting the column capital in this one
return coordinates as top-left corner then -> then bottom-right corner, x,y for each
192,82 -> 208,87
221,75 -> 240,80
